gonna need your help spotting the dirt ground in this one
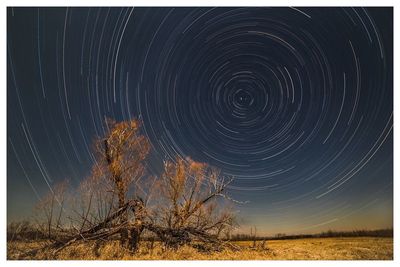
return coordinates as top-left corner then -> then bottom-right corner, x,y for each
7,237 -> 393,260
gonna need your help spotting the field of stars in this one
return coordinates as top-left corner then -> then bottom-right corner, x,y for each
7,7 -> 393,235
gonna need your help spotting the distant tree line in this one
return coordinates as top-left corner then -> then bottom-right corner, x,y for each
228,228 -> 393,241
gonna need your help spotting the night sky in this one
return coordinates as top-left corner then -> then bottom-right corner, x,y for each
7,7 -> 393,235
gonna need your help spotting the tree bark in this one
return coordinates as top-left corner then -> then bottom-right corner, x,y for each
104,139 -> 130,248
129,200 -> 144,252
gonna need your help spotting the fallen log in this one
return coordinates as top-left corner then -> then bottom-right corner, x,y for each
52,200 -> 138,254
143,223 -> 240,251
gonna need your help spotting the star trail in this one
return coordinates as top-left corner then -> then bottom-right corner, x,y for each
7,7 -> 393,234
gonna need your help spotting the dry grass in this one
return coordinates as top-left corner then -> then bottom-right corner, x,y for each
7,237 -> 393,260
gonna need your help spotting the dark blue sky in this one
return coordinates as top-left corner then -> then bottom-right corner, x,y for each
7,7 -> 392,234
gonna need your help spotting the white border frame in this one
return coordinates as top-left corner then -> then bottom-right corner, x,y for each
1,1 -> 397,266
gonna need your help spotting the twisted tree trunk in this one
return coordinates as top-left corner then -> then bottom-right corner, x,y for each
129,199 -> 145,252
104,139 -> 130,248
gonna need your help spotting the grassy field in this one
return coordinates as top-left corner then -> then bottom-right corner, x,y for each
7,237 -> 393,260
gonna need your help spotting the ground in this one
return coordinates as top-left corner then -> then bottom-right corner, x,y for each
7,237 -> 393,260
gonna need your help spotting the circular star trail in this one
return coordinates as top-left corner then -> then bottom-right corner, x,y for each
8,7 -> 393,232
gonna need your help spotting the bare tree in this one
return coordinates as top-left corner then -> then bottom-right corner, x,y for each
34,180 -> 69,241
149,157 -> 236,250
46,118 -> 153,253
91,118 -> 150,249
